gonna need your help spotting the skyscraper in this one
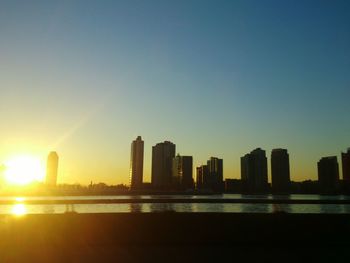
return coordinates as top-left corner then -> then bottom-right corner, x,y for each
196,158 -> 223,192
172,155 -> 193,189
196,165 -> 208,190
207,157 -> 224,192
46,151 -> 59,186
318,156 -> 339,193
241,148 -> 268,192
341,148 -> 350,181
271,149 -> 290,192
130,136 -> 144,190
151,141 -> 176,189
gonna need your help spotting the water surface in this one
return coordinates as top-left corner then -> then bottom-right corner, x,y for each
1,194 -> 350,215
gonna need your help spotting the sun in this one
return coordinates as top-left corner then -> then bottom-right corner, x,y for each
4,155 -> 45,185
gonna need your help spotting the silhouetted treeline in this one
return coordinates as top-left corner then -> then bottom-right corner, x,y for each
0,183 -> 129,196
225,179 -> 350,195
2,180 -> 350,196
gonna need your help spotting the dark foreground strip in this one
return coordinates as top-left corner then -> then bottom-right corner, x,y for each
0,213 -> 349,262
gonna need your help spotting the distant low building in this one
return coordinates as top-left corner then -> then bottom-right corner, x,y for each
290,180 -> 319,194
46,152 -> 59,186
225,179 -> 243,193
317,156 -> 339,193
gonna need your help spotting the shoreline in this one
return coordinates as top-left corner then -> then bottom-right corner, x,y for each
1,197 -> 350,205
1,191 -> 350,197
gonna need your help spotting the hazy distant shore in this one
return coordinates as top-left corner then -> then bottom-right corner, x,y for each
1,197 -> 350,205
0,191 -> 349,197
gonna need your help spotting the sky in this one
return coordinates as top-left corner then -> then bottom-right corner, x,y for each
0,0 -> 349,185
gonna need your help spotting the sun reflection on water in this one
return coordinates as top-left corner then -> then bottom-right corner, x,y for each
12,203 -> 27,216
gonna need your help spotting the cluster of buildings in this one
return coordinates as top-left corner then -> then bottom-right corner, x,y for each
230,147 -> 350,194
316,148 -> 350,193
44,136 -> 350,194
130,136 -> 350,194
196,157 -> 223,192
130,136 -> 221,191
129,136 -> 291,193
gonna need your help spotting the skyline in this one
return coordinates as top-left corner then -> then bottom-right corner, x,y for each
2,137 -> 350,186
0,1 -> 349,184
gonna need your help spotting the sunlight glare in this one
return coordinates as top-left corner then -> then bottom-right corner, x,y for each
11,204 -> 27,216
4,155 -> 45,185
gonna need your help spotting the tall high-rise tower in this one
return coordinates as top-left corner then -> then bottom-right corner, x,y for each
271,149 -> 290,192
341,148 -> 350,181
130,136 -> 144,189
196,165 -> 208,190
207,157 -> 224,191
196,158 -> 223,191
318,156 -> 339,193
46,151 -> 59,186
172,155 -> 193,189
241,148 -> 268,192
151,141 -> 176,188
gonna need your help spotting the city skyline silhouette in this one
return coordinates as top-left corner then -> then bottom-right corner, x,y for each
0,1 -> 349,186
1,1 -> 349,262
1,136 -> 350,188
4,137 -> 347,196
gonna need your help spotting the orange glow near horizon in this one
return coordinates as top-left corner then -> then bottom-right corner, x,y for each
4,155 -> 45,186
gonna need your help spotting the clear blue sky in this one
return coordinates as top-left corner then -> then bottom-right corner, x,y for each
0,0 -> 349,184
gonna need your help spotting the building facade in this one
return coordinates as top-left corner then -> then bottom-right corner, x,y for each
196,158 -> 223,192
241,148 -> 268,192
196,165 -> 208,190
207,157 -> 223,191
271,149 -> 290,192
129,136 -> 144,189
341,148 -> 350,181
172,155 -> 193,189
151,141 -> 176,189
317,156 -> 339,193
46,151 -> 59,186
